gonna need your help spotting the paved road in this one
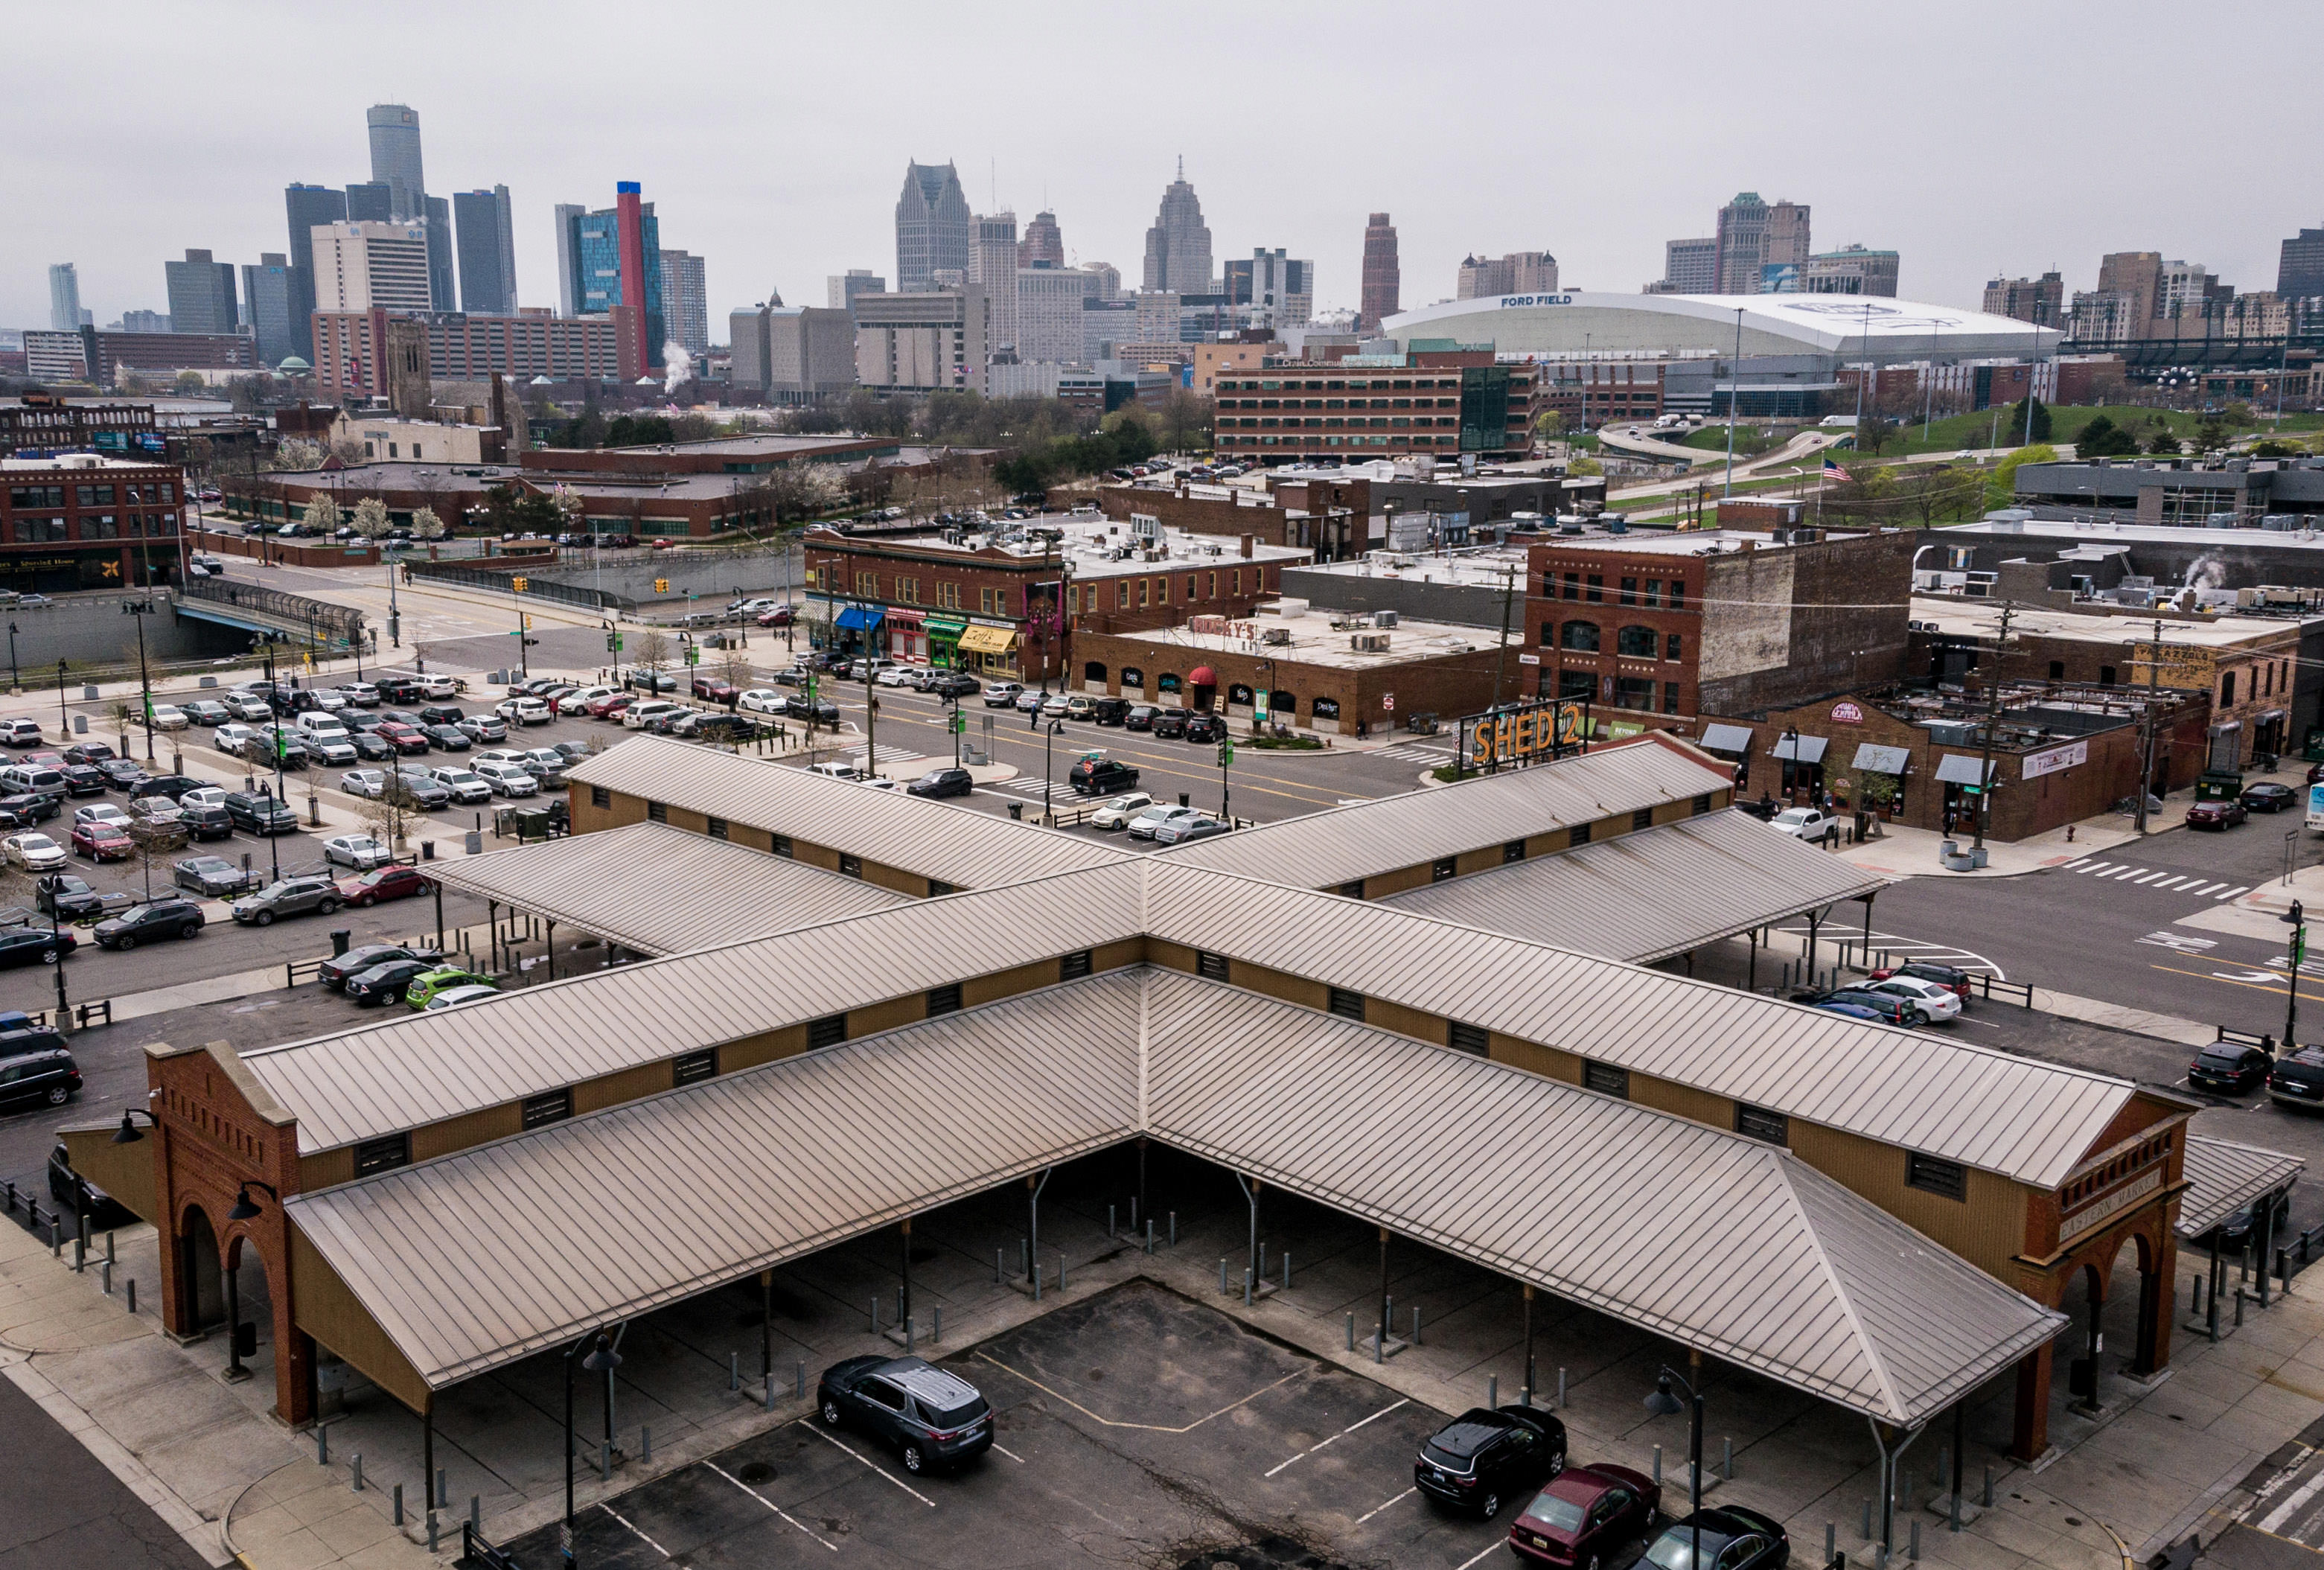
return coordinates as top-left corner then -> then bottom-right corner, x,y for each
0,1373 -> 213,1570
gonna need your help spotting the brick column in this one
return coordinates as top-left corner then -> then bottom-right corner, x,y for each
2011,1340 -> 2053,1461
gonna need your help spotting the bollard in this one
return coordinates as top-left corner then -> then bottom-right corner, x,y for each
1130,1195 -> 1138,1228
1862,1498 -> 1872,1540
1108,1204 -> 1116,1239
351,1453 -> 363,1493
49,1218 -> 59,1257
1412,1306 -> 1421,1346
2282,1248 -> 2293,1293
869,1296 -> 878,1333
1033,1264 -> 1042,1303
1557,1368 -> 1568,1408
436,1468 -> 447,1509
1909,1519 -> 1921,1561
598,1440 -> 610,1481
1345,1312 -> 1356,1352
75,1210 -> 86,1271
1827,1524 -> 1836,1563
470,1496 -> 481,1533
1982,1464 -> 1993,1507
393,1483 -> 403,1526
1723,1436 -> 1733,1481
1653,1445 -> 1662,1486
1244,1268 -> 1252,1306
797,1361 -> 805,1399
997,1248 -> 1005,1285
101,1261 -> 112,1296
2191,1274 -> 2204,1314
642,1427 -> 651,1464
1877,1547 -> 1889,1569
1283,1252 -> 1292,1291
105,1231 -> 114,1266
896,1285 -> 906,1324
1145,1219 -> 1154,1254
1021,1237 -> 1029,1277
1220,1257 -> 1229,1293
1169,1211 -> 1177,1246
933,1307 -> 942,1342
126,1275 -> 137,1312
763,1375 -> 774,1411
1522,1385 -> 1532,1408
906,1316 -> 916,1352
2237,1286 -> 2248,1327
1488,1375 -> 1498,1408
1950,1484 -> 1961,1533
428,1514 -> 438,1553
317,1427 -> 330,1466
730,1352 -> 739,1393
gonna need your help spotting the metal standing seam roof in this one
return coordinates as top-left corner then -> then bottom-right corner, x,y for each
285,967 -> 2063,1422
424,821 -> 910,957
1377,810 -> 1886,965
2178,1136 -> 2305,1238
243,858 -> 1152,1155
563,735 -> 1137,890
1141,861 -> 2134,1190
1161,737 -> 1736,888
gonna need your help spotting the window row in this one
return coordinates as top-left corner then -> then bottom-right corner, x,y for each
1554,572 -> 1684,610
1226,398 -> 1458,411
1225,417 -> 1456,430
1553,668 -> 1685,714
1551,622 -> 1683,660
5,514 -> 177,543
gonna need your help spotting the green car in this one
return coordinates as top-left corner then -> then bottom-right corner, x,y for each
403,967 -> 498,1011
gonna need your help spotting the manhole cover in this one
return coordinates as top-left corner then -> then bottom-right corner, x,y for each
737,1461 -> 774,1484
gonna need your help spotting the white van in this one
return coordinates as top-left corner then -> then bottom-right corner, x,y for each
295,712 -> 351,742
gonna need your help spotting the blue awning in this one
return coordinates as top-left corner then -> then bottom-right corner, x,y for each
835,606 -> 885,631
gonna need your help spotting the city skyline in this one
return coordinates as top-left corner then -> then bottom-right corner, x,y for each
3,3 -> 2315,336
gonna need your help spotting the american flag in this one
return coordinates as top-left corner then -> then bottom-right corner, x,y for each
1823,456 -> 1853,482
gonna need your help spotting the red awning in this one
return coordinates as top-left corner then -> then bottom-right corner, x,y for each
1189,666 -> 1218,686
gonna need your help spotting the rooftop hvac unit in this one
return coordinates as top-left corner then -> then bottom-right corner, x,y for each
1262,627 -> 1292,645
1373,610 -> 1399,627
1350,632 -> 1391,651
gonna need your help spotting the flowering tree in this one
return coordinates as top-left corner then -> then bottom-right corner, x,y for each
300,494 -> 341,533
411,506 -> 447,540
349,497 -> 392,538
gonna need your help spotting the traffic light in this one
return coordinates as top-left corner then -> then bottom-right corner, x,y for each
654,578 -> 670,594
511,576 -> 529,593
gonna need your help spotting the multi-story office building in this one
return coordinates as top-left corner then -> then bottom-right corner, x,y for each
2069,290 -> 2139,347
1984,272 -> 2064,328
1223,249 -> 1313,329
309,223 -> 432,313
1142,162 -> 1213,296
2096,252 -> 2162,333
1212,352 -> 1535,465
970,214 -> 1019,355
0,453 -> 188,592
118,312 -> 171,334
1016,267 -> 1096,363
1800,245 -> 1898,297
1018,210 -> 1064,269
164,249 -> 237,336
659,249 -> 709,356
563,187 -> 664,368
283,183 -> 349,360
1712,193 -> 1810,294
1456,251 -> 1557,299
1359,213 -> 1399,334
344,182 -> 393,223
552,203 -> 584,316
829,269 -> 885,310
1656,236 -> 1717,294
895,162 -> 971,293
730,302 -> 855,403
239,254 -> 296,365
2279,224 -> 2324,299
852,287 -> 986,395
365,103 -> 425,219
1084,261 -> 1121,301
422,195 -> 455,310
1082,297 -> 1137,361
453,187 -> 518,316
48,264 -> 81,333
310,307 -> 635,396
24,331 -> 89,382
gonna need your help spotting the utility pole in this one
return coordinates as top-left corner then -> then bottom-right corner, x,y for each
2136,613 -> 2163,835
1488,564 -> 1517,730
2285,899 -> 2308,1051
1971,604 -> 2016,853
1722,307 -> 1745,499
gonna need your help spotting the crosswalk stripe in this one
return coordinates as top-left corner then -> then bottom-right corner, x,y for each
2075,862 -> 2111,875
2130,870 -> 2167,884
2186,881 -> 2223,897
2107,866 -> 2145,879
2218,886 -> 2250,900
2150,875 -> 2189,890
2064,858 -> 2093,870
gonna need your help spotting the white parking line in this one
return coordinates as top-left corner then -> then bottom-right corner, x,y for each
707,1460 -> 846,1548
599,1502 -> 671,1557
1265,1397 -> 1411,1477
793,1422 -> 938,1507
1455,1542 -> 1507,1569
992,1442 -> 1026,1463
1353,1486 -> 1416,1525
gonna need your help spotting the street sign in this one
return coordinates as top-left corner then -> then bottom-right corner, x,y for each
1382,692 -> 1396,712
1518,653 -> 1541,666
685,646 -> 700,666
949,710 -> 966,735
606,633 -> 623,652
1217,741 -> 1234,767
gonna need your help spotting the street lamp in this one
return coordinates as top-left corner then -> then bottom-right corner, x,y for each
6,621 -> 16,694
565,1331 -> 622,1566
121,600 -> 157,762
54,660 -> 68,744
1043,718 -> 1063,826
1644,1363 -> 1705,1565
384,552 -> 401,648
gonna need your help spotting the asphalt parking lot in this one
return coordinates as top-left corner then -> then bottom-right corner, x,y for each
493,1281 -> 1534,1570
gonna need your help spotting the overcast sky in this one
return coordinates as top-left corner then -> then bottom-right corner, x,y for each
7,1 -> 2311,336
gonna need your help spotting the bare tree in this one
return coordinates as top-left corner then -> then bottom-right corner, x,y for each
633,630 -> 674,688
122,817 -> 190,905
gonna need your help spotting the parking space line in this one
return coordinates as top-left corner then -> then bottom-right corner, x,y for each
992,1442 -> 1026,1463
706,1460 -> 845,1548
791,1423 -> 938,1508
1266,1397 -> 1412,1477
1353,1486 -> 1415,1525
974,1350 -> 1306,1434
598,1502 -> 672,1558
1454,1542 -> 1506,1570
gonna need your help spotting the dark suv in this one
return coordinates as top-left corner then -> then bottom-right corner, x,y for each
1091,698 -> 1130,726
92,899 -> 205,949
817,1356 -> 992,1475
224,791 -> 301,835
0,1030 -> 80,1109
1069,758 -> 1140,796
1414,1406 -> 1567,1519
2270,1046 -> 2324,1111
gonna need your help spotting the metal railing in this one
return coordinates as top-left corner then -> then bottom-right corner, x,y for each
460,1521 -> 522,1569
1831,940 -> 2036,1009
403,558 -> 632,614
177,574 -> 363,645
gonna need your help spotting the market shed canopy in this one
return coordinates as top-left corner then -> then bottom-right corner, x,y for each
286,967 -> 2063,1424
2178,1136 -> 2305,1239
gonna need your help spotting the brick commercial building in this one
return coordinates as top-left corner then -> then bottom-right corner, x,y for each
1212,352 -> 1535,465
1268,465 -> 1604,558
1072,599 -> 1502,736
311,307 -> 638,398
0,453 -> 188,590
801,519 -> 1308,680
0,399 -> 160,457
1527,526 -> 1916,725
1094,481 -> 1350,555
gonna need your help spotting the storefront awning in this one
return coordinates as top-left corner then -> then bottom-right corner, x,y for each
1189,666 -> 1219,687
957,625 -> 1017,655
884,607 -> 927,628
1934,753 -> 1996,786
1697,724 -> 1755,755
834,605 -> 885,631
1772,734 -> 1827,764
1852,744 -> 1912,776
925,616 -> 967,637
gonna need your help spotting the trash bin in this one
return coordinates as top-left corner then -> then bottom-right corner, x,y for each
329,930 -> 350,957
421,840 -> 435,861
1007,802 -> 1024,821
1178,792 -> 1190,808
464,830 -> 482,855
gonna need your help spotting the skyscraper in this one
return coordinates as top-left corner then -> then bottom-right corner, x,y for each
659,249 -> 709,356
1982,273 -> 2064,328
345,182 -> 394,223
1141,162 -> 1213,296
2279,224 -> 2324,299
970,213 -> 1019,354
423,194 -> 455,310
165,249 -> 237,335
553,203 -> 584,316
829,271 -> 885,310
895,162 -> 971,293
240,254 -> 296,364
284,183 -> 348,360
365,104 -> 425,220
565,188 -> 664,368
1359,213 -> 1399,334
309,223 -> 433,313
1456,252 -> 1557,299
1018,211 -> 1064,270
1656,237 -> 1717,294
1224,249 -> 1312,328
48,264 -> 81,332
1712,194 -> 1810,294
454,188 -> 518,315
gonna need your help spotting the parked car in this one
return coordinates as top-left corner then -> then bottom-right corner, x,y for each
496,696 -> 553,727
738,689 -> 785,715
339,866 -> 433,908
0,718 -> 45,747
1126,804 -> 1199,840
92,899 -> 204,949
1091,698 -> 1130,726
1038,695 -> 1070,721
173,855 -> 257,899
1151,709 -> 1190,739
343,957 -> 443,1007
130,773 -> 205,803
1811,1000 -> 1891,1024
1184,713 -> 1226,744
182,700 -> 232,727
321,834 -> 392,870
2267,1045 -> 2324,1110
586,692 -> 636,719
0,793 -> 60,824
1014,689 -> 1046,715
817,1356 -> 993,1475
2187,798 -> 2248,831
95,758 -> 148,790
1804,986 -> 1925,1027
622,701 -> 686,730
319,942 -> 442,992
233,874 -> 342,924
35,875 -> 116,922
1864,960 -> 1973,998
147,705 -> 191,731
1768,806 -> 1839,841
928,672 -> 980,698
72,802 -> 133,830
349,731 -> 396,762
1151,814 -> 1230,846
907,767 -> 974,800
3,833 -> 66,871
517,748 -> 568,788
47,1140 -> 130,1228
0,1033 -> 79,1105
782,694 -> 839,724
1088,792 -> 1156,831
223,694 -> 274,723
427,768 -> 494,805
456,714 -> 510,744
473,761 -> 537,797
69,822 -> 133,861
1068,757 -> 1140,796
1507,1463 -> 1660,1568
0,926 -> 74,969
2189,1040 -> 2273,1095
1414,1406 -> 1568,1519
416,724 -> 468,752
337,682 -> 380,708
1123,704 -> 1161,733
1639,1507 -> 1790,1570
2244,782 -> 2298,814
222,791 -> 301,835
1857,974 -> 1962,1022
403,966 -> 497,1009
